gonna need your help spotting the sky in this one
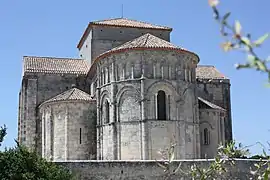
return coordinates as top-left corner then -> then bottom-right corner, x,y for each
0,0 -> 269,155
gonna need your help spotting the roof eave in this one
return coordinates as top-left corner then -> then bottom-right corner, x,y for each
77,22 -> 92,50
95,47 -> 199,64
39,99 -> 96,109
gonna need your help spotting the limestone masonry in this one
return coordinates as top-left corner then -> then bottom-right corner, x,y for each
18,18 -> 232,161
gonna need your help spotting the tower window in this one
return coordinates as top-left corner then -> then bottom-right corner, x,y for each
204,128 -> 210,145
157,90 -> 166,120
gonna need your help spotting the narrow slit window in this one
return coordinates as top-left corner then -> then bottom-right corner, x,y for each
79,128 -> 82,144
204,128 -> 210,145
157,90 -> 166,120
105,100 -> 110,123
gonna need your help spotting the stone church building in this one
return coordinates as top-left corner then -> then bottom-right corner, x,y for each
17,18 -> 232,161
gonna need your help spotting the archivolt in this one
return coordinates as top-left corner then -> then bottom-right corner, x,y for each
100,90 -> 111,105
146,80 -> 180,98
199,121 -> 214,130
116,85 -> 140,104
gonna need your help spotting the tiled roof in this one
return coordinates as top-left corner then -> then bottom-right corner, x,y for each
196,65 -> 228,79
198,97 -> 226,111
95,33 -> 199,61
23,56 -> 90,75
41,88 -> 94,106
91,18 -> 172,30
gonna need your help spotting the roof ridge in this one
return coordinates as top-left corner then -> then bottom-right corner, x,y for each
23,56 -> 83,60
67,88 -> 76,100
92,17 -> 123,23
197,65 -> 215,67
110,33 -> 179,51
91,18 -> 171,29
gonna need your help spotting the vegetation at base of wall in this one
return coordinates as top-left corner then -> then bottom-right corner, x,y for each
158,141 -> 270,179
0,124 -> 74,180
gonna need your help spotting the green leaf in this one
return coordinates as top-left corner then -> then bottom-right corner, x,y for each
222,12 -> 231,24
256,61 -> 267,71
169,151 -> 175,163
247,55 -> 256,66
264,171 -> 269,180
235,20 -> 242,35
263,148 -> 267,157
254,33 -> 269,46
241,37 -> 251,46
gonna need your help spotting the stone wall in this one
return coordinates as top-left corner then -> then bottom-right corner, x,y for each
199,109 -> 226,158
40,101 -> 97,161
56,160 -> 260,180
197,80 -> 232,142
95,49 -> 199,160
18,72 -> 88,154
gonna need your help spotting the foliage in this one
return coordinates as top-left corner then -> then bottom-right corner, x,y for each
0,125 -> 74,180
0,125 -> 7,146
158,141 -> 270,179
208,0 -> 270,84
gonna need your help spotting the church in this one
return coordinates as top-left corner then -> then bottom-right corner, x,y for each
17,18 -> 232,161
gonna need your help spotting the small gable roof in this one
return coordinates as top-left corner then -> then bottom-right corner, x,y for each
196,65 -> 228,80
40,88 -> 94,106
23,56 -> 90,75
95,33 -> 199,62
198,97 -> 226,111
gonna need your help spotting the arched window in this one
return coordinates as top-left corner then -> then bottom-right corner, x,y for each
204,128 -> 210,145
157,90 -> 166,120
105,100 -> 110,123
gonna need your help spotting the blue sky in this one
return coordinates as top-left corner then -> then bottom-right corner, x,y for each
0,0 -> 269,155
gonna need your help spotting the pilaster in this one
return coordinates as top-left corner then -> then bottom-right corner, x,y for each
111,61 -> 118,159
25,78 -> 37,151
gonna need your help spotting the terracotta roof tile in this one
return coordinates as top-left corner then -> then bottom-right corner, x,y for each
40,88 -> 94,106
196,65 -> 228,79
23,56 -> 90,75
111,33 -> 179,50
95,33 -> 198,61
92,18 -> 172,30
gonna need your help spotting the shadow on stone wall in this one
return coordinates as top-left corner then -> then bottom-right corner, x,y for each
56,159 -> 263,180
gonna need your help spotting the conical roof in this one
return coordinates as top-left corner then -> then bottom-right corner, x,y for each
40,88 -> 94,106
95,33 -> 199,61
